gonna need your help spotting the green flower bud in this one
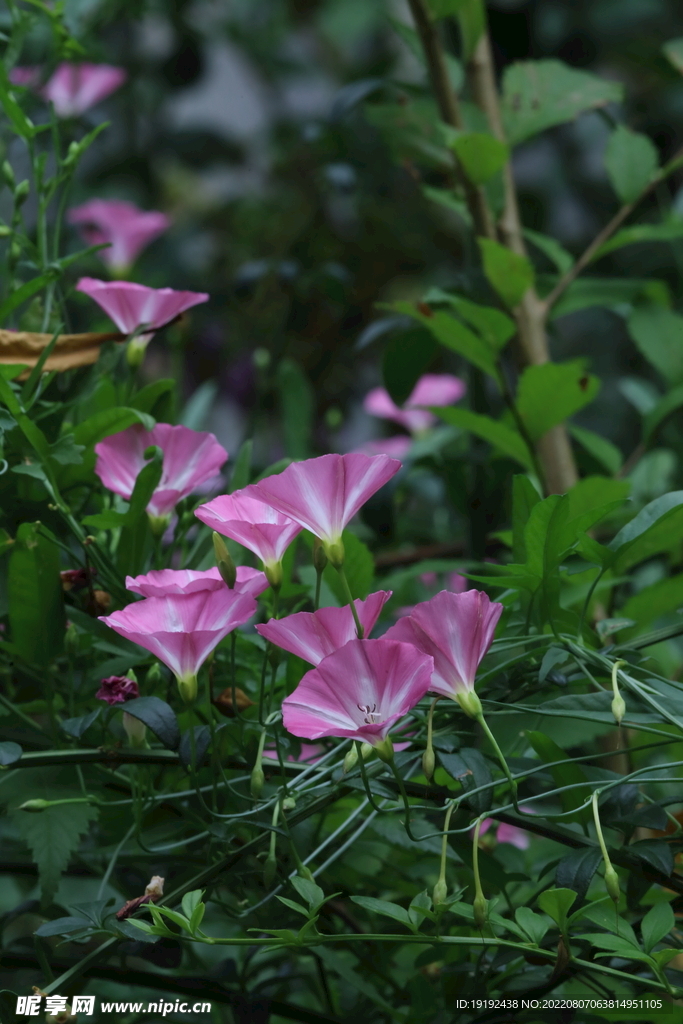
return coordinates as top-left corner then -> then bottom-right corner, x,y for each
360,742 -> 373,760
177,675 -> 197,704
604,864 -> 620,905
298,865 -> 315,883
422,745 -> 435,781
324,538 -> 345,569
282,796 -> 296,811
374,736 -> 394,764
18,799 -> 50,812
611,693 -> 626,726
2,160 -> 15,188
126,334 -> 150,368
264,562 -> 282,590
473,893 -> 488,931
123,711 -> 147,748
432,877 -> 447,906
146,662 -> 163,687
14,180 -> 30,206
456,689 -> 482,719
251,764 -> 265,800
213,532 -> 237,588
313,539 -> 328,574
343,746 -> 359,774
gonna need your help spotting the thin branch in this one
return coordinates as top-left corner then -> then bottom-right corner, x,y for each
544,147 -> 683,311
406,0 -> 495,239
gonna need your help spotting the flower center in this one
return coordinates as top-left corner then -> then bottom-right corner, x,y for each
357,703 -> 379,724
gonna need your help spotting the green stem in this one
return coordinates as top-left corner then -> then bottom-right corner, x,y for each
314,567 -> 323,611
386,756 -> 420,842
335,566 -> 364,637
355,742 -> 384,813
476,712 -> 518,810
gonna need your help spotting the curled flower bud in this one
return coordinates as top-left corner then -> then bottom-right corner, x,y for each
251,764 -> 265,800
96,675 -> 140,706
604,864 -> 620,905
612,693 -> 626,726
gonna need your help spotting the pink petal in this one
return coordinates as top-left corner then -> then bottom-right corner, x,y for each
384,589 -> 503,699
262,742 -> 325,763
100,588 -> 256,682
357,436 -> 413,459
69,199 -> 170,270
42,63 -> 126,117
75,278 -> 208,334
282,638 -> 433,743
251,453 -> 401,545
126,565 -> 268,599
363,375 -> 466,435
95,423 -> 227,518
195,488 -> 302,567
256,591 -> 392,664
496,823 -> 530,849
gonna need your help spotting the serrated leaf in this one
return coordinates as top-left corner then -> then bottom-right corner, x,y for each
604,125 -> 658,204
479,238 -> 534,309
502,60 -> 623,145
13,798 -> 98,903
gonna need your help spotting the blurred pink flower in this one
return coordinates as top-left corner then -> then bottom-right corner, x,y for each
96,675 -> 140,705
282,638 -> 433,746
69,200 -> 170,274
364,374 -> 466,434
359,436 -> 413,459
477,810 -> 534,850
256,591 -> 392,665
384,589 -> 503,700
14,63 -> 127,117
100,589 -> 256,701
75,278 -> 208,335
262,742 -> 325,763
126,565 -> 268,600
95,423 -> 227,523
250,453 -> 401,554
195,488 -> 302,576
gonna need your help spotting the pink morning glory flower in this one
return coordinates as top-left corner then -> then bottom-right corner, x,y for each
282,638 -> 433,748
96,675 -> 140,705
100,588 -> 257,702
14,63 -> 127,117
250,453 -> 401,564
125,566 -> 268,600
256,591 -> 392,665
195,488 -> 302,586
384,590 -> 503,713
68,200 -> 170,275
76,278 -> 208,336
94,423 -> 228,527
477,810 -> 534,850
364,374 -> 466,434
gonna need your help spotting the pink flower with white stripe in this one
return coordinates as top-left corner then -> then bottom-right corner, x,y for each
365,374 -> 466,434
282,638 -> 433,755
250,453 -> 400,566
256,591 -> 392,665
95,423 -> 227,529
76,278 -> 208,336
12,63 -> 127,117
69,200 -> 170,275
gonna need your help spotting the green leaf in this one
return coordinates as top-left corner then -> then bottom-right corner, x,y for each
628,306 -> 683,386
181,889 -> 204,919
545,275 -> 670,320
478,238 -> 534,309
641,901 -> 675,954
536,887 -> 577,930
122,697 -> 180,750
116,447 -> 164,574
365,99 -> 452,170
516,361 -> 599,441
50,434 -> 85,466
230,439 -> 253,491
278,358 -> 314,460
422,290 -> 516,349
0,62 -> 35,139
388,302 -> 499,379
664,37 -> 683,74
523,229 -> 573,274
426,0 -> 485,59
609,491 -> 683,573
13,799 -> 98,903
555,847 -> 603,903
449,132 -> 508,185
515,906 -> 549,946
512,474 -> 541,563
0,742 -> 22,766
643,384 -> 683,442
382,327 -> 437,405
434,407 -> 533,469
350,896 -> 413,929
523,493 -> 569,576
592,221 -> 683,261
526,731 -> 591,823
422,185 -> 472,226
569,424 -> 623,475
291,875 -> 325,910
408,890 -> 434,927
604,125 -> 658,205
0,272 -> 59,326
323,531 -> 374,601
130,379 -> 175,421
72,407 -> 156,448
439,747 -> 493,814
8,522 -> 64,666
502,59 -> 623,146
61,709 -> 101,740
628,840 -> 674,877
619,574 -> 683,638
34,917 -> 93,938
276,896 -> 310,917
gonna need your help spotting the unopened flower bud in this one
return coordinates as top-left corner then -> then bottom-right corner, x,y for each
264,562 -> 283,590
0,224 -> 11,237
324,538 -> 345,569
126,333 -> 150,368
313,539 -> 328,574
433,877 -> 447,906
360,742 -> 373,760
263,852 -> 277,887
251,764 -> 265,800
422,745 -> 435,781
14,180 -> 30,205
282,796 -> 296,811
123,711 -> 147,748
213,532 -> 237,588
612,693 -> 625,726
374,736 -> 394,764
298,865 -> 315,883
18,799 -> 49,812
473,893 -> 488,930
146,662 -> 163,687
177,675 -> 197,704
343,746 -> 359,774
2,160 -> 15,188
604,864 -> 620,905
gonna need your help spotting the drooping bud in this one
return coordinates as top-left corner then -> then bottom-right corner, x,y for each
251,763 -> 265,800
14,180 -> 30,206
432,877 -> 447,906
473,893 -> 488,930
313,539 -> 328,574
604,864 -> 620,905
177,675 -> 198,704
422,745 -> 435,781
263,851 -> 277,887
213,532 -> 237,588
611,693 -> 626,726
